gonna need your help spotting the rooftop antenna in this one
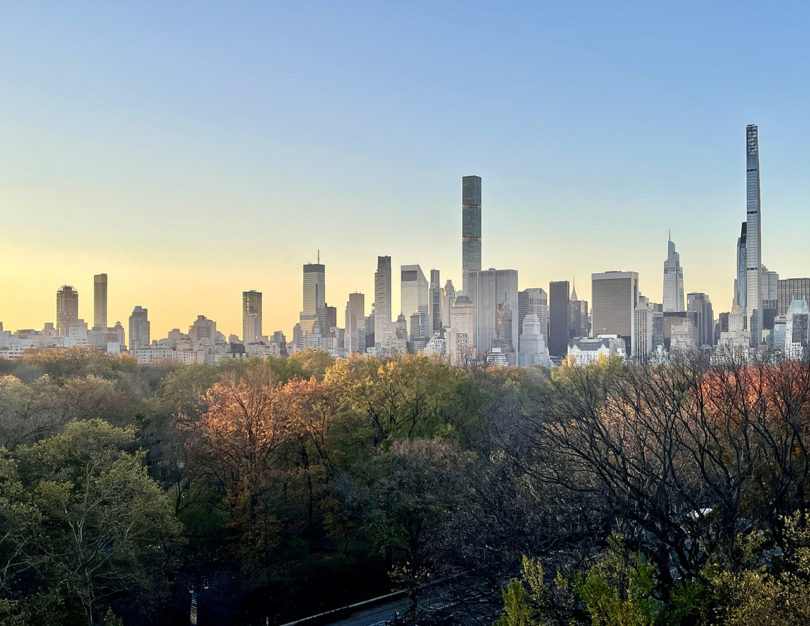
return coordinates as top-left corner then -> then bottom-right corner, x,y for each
317,249 -> 320,264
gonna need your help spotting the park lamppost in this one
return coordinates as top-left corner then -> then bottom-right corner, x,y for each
189,577 -> 209,625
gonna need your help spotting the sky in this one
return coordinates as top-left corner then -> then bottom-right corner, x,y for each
1,1 -> 809,339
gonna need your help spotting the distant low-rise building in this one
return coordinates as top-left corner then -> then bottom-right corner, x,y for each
567,335 -> 626,365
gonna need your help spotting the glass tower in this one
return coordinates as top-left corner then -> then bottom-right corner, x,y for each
745,124 -> 762,346
462,175 -> 482,295
242,290 -> 262,344
662,234 -> 685,312
93,273 -> 107,330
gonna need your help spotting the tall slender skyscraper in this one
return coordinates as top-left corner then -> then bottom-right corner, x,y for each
345,292 -> 366,354
242,290 -> 262,344
429,270 -> 442,334
374,256 -> 392,344
93,273 -> 107,330
745,124 -> 762,345
462,175 -> 482,295
56,285 -> 79,336
735,222 -> 747,314
662,233 -> 685,312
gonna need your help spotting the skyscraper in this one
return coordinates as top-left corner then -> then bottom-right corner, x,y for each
687,292 -> 714,348
441,280 -> 456,328
518,288 -> 548,341
400,265 -> 429,337
549,280 -> 570,357
745,124 -> 762,345
429,269 -> 442,334
662,233 -> 685,312
568,282 -> 589,339
447,295 -> 475,365
735,222 -> 747,313
592,271 -> 639,356
778,278 -> 810,315
634,295 -> 654,361
461,175 -> 482,295
56,285 -> 79,336
302,262 -> 326,316
242,290 -> 262,344
467,268 -> 519,364
345,292 -> 366,354
93,273 -> 107,330
374,256 -> 392,344
302,261 -> 327,334
128,306 -> 150,351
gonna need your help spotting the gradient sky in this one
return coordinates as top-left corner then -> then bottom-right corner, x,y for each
2,1 -> 809,339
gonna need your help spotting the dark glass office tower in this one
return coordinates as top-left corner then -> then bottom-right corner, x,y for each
549,280 -> 570,357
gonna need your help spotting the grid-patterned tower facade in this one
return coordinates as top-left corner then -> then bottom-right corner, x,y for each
56,285 -> 79,336
462,175 -> 482,294
374,256 -> 392,343
745,124 -> 762,345
242,290 -> 262,344
93,273 -> 107,330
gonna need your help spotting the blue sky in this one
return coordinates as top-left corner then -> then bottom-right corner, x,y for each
1,1 -> 809,336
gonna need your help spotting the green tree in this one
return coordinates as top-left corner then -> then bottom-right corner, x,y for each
2,420 -> 183,625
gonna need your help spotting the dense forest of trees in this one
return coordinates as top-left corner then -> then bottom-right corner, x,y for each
0,347 -> 809,624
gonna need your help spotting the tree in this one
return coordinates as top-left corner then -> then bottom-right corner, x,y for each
339,438 -> 474,622
1,419 -> 182,625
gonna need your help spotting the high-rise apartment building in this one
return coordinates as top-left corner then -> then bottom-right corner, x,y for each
549,281 -> 570,357
447,295 -> 475,365
374,256 -> 392,344
663,234 -> 685,312
345,292 -> 366,354
242,290 -> 262,344
687,292 -> 714,348
401,265 -> 429,337
592,271 -> 639,356
461,175 -> 482,295
93,273 -> 107,330
778,278 -> 810,315
56,285 -> 79,336
745,124 -> 763,345
128,306 -> 150,351
190,315 -> 216,344
633,295 -> 654,361
467,268 -> 519,364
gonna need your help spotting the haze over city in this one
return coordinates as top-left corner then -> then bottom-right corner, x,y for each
2,2 -> 810,339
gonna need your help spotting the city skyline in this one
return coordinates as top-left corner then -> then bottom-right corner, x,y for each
2,4 -> 810,338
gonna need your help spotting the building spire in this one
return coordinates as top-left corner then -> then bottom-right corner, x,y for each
571,277 -> 578,301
